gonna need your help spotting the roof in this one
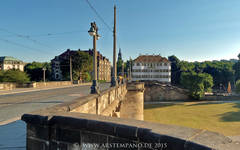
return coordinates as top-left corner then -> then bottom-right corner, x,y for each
52,49 -> 110,62
134,55 -> 170,63
0,56 -> 23,62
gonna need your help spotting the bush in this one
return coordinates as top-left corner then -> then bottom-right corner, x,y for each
98,80 -> 106,83
0,69 -> 30,83
85,72 -> 92,82
180,72 -> 213,100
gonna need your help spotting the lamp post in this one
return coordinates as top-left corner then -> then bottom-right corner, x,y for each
88,22 -> 100,94
42,68 -> 46,82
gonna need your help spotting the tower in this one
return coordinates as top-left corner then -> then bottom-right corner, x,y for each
118,48 -> 122,62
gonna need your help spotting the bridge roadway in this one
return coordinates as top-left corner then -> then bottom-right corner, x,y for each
0,83 -> 110,125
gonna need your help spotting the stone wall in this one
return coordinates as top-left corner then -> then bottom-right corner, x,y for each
0,83 -> 17,90
0,81 -> 91,91
144,82 -> 190,101
22,113 -> 239,150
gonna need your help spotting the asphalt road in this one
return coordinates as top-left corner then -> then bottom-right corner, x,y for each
0,83 -> 110,124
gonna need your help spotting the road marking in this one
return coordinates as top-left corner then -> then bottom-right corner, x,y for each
0,117 -> 21,126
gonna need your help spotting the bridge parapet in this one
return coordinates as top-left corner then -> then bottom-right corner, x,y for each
36,83 -> 127,117
21,82 -> 239,150
22,112 -> 238,150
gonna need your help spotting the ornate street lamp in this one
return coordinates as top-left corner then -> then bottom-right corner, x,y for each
88,22 -> 100,94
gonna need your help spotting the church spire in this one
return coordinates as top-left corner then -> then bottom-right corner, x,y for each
118,48 -> 122,61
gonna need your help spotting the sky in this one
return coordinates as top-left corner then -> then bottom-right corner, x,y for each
0,0 -> 240,63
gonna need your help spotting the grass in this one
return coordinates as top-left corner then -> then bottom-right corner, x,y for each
144,102 -> 240,136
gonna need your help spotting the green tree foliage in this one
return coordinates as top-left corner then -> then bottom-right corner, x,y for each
60,51 -> 93,81
203,61 -> 234,88
72,51 -> 93,80
85,72 -> 92,82
117,59 -> 124,76
233,53 -> 240,81
235,80 -> 240,93
24,62 -> 51,81
0,70 -> 30,83
233,62 -> 240,81
168,55 -> 181,85
180,72 -> 213,99
173,58 -> 234,89
124,58 -> 133,77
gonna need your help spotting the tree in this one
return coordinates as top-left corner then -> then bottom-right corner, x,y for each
236,80 -> 240,93
117,59 -> 124,76
72,51 -> 93,81
180,72 -> 213,99
168,55 -> 181,85
24,62 -> 51,81
203,61 -> 234,88
124,58 -> 133,77
233,53 -> 240,81
0,69 -> 30,83
61,50 -> 93,81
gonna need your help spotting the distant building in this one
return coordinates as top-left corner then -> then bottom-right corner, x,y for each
132,55 -> 171,83
51,49 -> 111,81
0,56 -> 25,71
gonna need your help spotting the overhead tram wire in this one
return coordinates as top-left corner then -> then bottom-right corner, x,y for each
84,0 -> 112,32
0,38 -> 52,54
15,30 -> 86,38
0,30 -> 86,38
0,28 -> 55,49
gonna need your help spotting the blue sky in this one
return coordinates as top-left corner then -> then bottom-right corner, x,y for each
0,0 -> 240,63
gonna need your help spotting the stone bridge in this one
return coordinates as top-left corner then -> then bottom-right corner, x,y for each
22,82 -> 239,150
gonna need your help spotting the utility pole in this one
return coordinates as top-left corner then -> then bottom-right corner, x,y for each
122,63 -> 124,77
42,68 -> 46,82
70,55 -> 73,83
111,5 -> 118,87
129,59 -> 132,80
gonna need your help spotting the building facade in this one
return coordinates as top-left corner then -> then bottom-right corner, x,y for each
132,55 -> 171,83
51,49 -> 111,82
0,56 -> 25,71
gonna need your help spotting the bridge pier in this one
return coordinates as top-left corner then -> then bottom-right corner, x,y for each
120,82 -> 145,120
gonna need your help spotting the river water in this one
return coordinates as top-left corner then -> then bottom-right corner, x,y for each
0,120 -> 26,150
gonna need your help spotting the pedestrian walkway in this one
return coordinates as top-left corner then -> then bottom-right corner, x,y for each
0,82 -> 91,96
